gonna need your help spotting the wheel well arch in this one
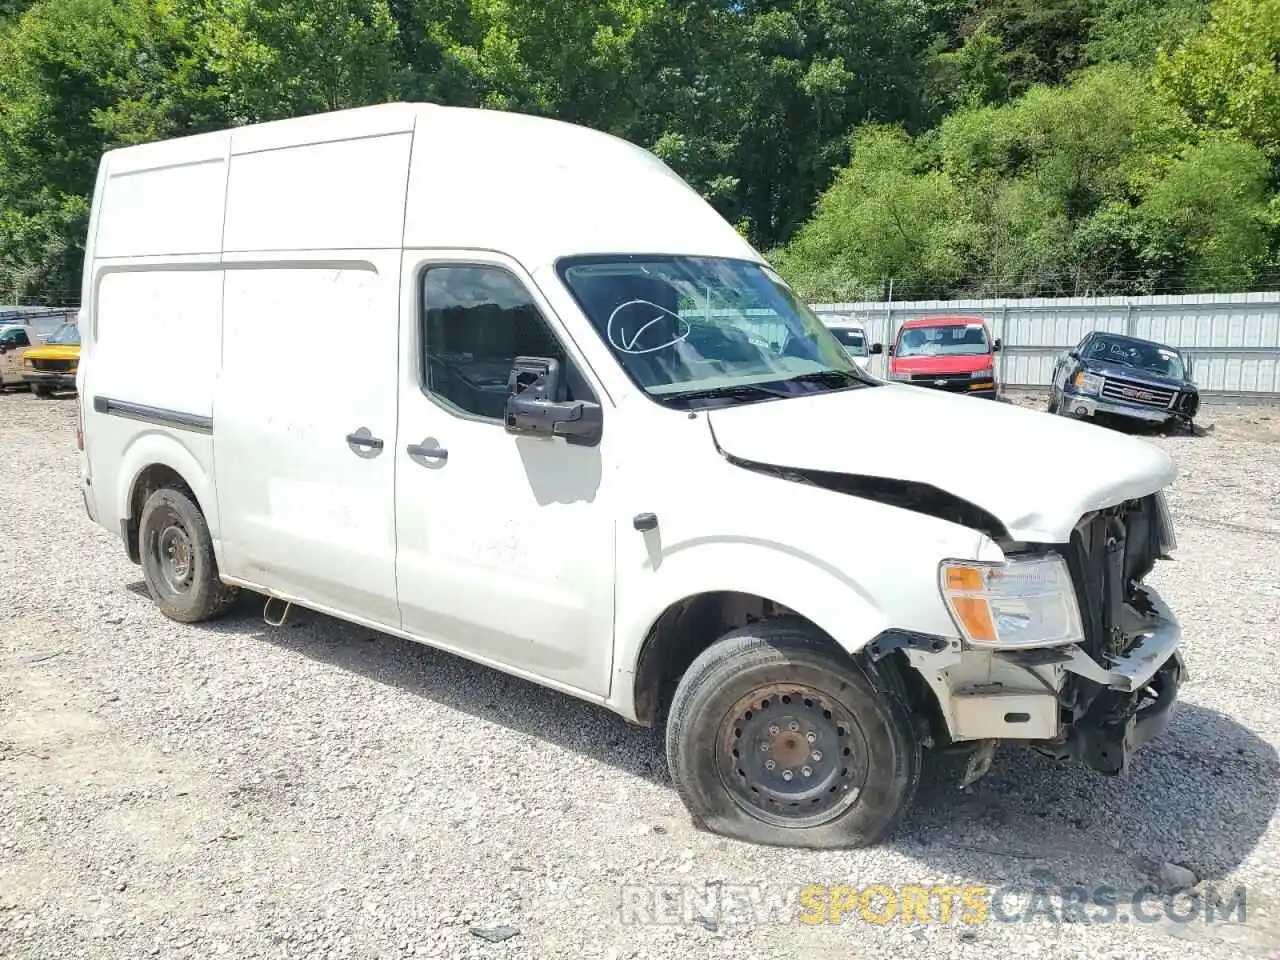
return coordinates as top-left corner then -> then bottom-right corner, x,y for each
122,463 -> 204,564
631,591 -> 825,728
630,590 -> 942,735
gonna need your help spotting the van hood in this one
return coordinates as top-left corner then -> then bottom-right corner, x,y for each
704,384 -> 1177,543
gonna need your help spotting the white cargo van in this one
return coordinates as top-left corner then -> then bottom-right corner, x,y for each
76,103 -> 1186,849
821,316 -> 881,372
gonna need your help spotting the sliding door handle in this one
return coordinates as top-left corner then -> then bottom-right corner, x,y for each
346,428 -> 384,456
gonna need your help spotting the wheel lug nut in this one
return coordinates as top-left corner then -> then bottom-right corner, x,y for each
802,766 -> 813,778
788,721 -> 800,732
768,724 -> 779,735
806,731 -> 817,743
765,759 -> 775,770
811,751 -> 822,762
760,743 -> 769,752
781,769 -> 793,782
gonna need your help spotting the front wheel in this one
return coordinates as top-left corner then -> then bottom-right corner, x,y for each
665,617 -> 921,849
138,486 -> 239,623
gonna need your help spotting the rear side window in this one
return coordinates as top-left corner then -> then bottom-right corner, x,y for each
0,329 -> 30,347
419,265 -> 593,422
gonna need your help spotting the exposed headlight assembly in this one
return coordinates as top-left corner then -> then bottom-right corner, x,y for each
939,554 -> 1084,649
1073,371 -> 1104,395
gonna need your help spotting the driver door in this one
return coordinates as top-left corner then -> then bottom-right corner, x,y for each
393,252 -> 618,698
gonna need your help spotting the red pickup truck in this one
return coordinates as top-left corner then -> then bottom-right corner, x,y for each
886,314 -> 1001,399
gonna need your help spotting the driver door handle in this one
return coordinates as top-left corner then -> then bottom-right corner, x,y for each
407,441 -> 448,462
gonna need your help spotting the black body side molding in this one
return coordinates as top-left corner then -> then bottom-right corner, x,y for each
92,396 -> 214,435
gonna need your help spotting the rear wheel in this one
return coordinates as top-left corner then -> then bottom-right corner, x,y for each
138,486 -> 239,623
665,617 -> 921,849
32,385 -> 51,398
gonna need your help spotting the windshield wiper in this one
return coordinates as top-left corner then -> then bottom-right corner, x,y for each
785,369 -> 873,389
669,383 -> 790,403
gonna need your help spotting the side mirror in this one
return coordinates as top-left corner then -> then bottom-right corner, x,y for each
0,344 -> 7,355
869,342 -> 884,355
504,356 -> 603,447
1067,350 -> 1079,361
887,344 -> 896,357
993,338 -> 1003,353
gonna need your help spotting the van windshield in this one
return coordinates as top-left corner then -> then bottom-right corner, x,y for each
896,322 -> 989,358
555,255 -> 877,408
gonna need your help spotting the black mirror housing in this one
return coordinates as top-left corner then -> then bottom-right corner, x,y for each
993,338 -> 1003,352
504,355 -> 603,446
869,342 -> 884,355
887,344 -> 896,356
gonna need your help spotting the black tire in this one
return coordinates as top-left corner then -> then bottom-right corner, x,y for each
665,616 -> 921,849
1046,391 -> 1059,414
32,385 -> 50,398
138,486 -> 239,623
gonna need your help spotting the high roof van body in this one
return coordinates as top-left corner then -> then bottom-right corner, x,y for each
76,103 -> 1185,849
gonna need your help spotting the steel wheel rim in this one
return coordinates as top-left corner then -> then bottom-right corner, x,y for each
154,514 -> 194,594
716,682 -> 870,829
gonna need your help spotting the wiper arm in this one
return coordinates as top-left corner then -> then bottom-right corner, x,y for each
673,383 -> 789,402
785,369 -> 872,388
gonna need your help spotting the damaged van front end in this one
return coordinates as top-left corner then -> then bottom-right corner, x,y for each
918,492 -> 1184,780
700,381 -> 1186,791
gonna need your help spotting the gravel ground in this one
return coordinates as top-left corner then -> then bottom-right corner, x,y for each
2,388 -> 1279,960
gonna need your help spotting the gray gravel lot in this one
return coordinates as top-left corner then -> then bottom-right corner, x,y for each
2,388 -> 1279,960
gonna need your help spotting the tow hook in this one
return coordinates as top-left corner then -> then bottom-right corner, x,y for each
959,739 -> 999,790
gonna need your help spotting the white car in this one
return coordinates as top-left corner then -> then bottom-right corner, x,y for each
822,317 -> 881,371
75,103 -> 1185,850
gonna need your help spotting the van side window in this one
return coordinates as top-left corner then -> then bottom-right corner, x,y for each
420,265 -> 590,421
1,328 -> 29,347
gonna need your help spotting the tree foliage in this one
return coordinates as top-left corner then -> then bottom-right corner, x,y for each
0,0 -> 1276,304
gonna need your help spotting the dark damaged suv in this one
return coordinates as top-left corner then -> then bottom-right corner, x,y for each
1048,332 -> 1199,432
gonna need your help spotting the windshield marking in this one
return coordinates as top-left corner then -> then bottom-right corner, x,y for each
607,299 -> 692,354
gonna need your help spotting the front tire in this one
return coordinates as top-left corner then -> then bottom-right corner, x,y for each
138,486 -> 239,623
665,617 -> 921,849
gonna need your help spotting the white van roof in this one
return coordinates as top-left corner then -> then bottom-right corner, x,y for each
89,102 -> 761,271
822,316 -> 865,330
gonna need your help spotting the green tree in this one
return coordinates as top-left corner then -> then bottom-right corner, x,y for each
774,126 -> 974,300
1136,136 -> 1273,289
1154,0 -> 1280,157
0,0 -> 224,301
1084,0 -> 1208,68
199,0 -> 404,123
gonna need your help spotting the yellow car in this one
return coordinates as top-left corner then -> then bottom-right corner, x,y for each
22,321 -> 80,397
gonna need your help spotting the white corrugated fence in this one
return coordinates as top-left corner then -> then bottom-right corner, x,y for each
811,292 -> 1280,398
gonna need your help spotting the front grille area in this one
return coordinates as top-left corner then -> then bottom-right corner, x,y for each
31,358 -> 74,373
1060,494 -> 1165,663
908,373 -> 981,392
1100,376 -> 1175,410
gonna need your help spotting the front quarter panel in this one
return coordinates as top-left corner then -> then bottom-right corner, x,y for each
608,426 -> 988,719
